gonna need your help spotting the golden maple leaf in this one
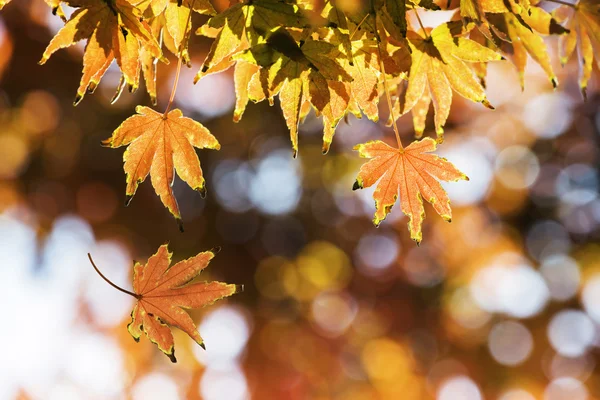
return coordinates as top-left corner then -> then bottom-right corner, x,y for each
102,106 -> 220,230
486,5 -> 568,88
89,245 -> 242,363
236,29 -> 351,155
395,22 -> 500,141
553,0 -> 600,99
39,0 -> 161,105
195,0 -> 309,81
136,0 -> 216,66
353,138 -> 468,244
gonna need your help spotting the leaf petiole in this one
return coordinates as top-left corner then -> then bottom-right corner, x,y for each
163,0 -> 196,116
88,253 -> 140,299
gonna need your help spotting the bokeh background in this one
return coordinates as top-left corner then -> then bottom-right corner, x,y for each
1,1 -> 600,399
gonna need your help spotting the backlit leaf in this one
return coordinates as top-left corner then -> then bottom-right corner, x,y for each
102,106 -> 220,230
353,138 -> 468,243
126,244 -> 242,362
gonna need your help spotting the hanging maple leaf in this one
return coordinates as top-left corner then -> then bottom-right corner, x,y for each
102,106 -> 220,230
39,0 -> 161,105
137,0 -> 216,65
395,22 -> 500,141
486,6 -> 568,89
553,0 -> 600,99
236,29 -> 351,155
353,138 -> 468,243
88,245 -> 242,362
195,0 -> 310,81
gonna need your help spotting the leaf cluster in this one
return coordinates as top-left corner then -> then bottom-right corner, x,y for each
7,0 -> 599,240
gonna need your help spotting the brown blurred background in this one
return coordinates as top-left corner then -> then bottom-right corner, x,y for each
1,1 -> 600,399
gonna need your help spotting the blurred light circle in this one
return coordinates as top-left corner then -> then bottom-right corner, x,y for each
471,261 -> 549,318
354,233 -> 399,275
0,135 -> 30,179
178,70 -> 235,118
200,365 -> 249,400
437,376 -> 482,400
540,255 -> 580,301
498,389 -> 536,400
403,245 -> 445,287
526,220 -> 571,262
582,275 -> 600,324
470,264 -> 511,313
311,291 -> 357,337
494,145 -> 540,190
193,306 -> 251,369
488,321 -> 533,366
361,338 -> 412,381
249,150 -> 302,215
559,200 -> 600,235
556,165 -> 598,206
65,332 -> 125,397
132,373 -> 181,400
213,160 -> 254,212
523,93 -> 573,139
544,377 -> 588,400
549,354 -> 595,381
449,287 -> 491,329
547,310 -> 595,357
439,138 -> 495,206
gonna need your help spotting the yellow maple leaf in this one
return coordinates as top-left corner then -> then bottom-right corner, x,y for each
39,0 -> 161,105
102,106 -> 220,230
396,22 -> 500,141
553,0 -> 600,99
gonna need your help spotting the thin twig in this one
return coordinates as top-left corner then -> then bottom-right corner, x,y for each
370,4 -> 403,150
350,13 -> 370,40
88,253 -> 140,299
164,0 -> 196,116
413,9 -> 429,39
376,42 -> 404,150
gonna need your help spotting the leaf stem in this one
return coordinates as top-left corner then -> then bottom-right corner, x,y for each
544,0 -> 577,7
413,8 -> 429,39
371,8 -> 403,150
350,13 -> 370,40
164,0 -> 196,116
88,253 -> 140,299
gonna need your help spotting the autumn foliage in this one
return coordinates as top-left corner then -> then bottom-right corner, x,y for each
2,0 -> 598,358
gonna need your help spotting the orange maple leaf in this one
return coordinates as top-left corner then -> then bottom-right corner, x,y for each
89,245 -> 242,362
353,138 -> 468,243
39,0 -> 161,105
102,106 -> 220,230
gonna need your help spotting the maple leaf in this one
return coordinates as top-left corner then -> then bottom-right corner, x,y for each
137,0 -> 216,65
353,138 -> 468,243
553,0 -> 600,99
39,0 -> 161,105
89,245 -> 242,362
102,106 -> 220,230
236,29 -> 351,155
395,22 -> 500,141
486,6 -> 568,89
0,0 -> 11,9
195,0 -> 309,81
